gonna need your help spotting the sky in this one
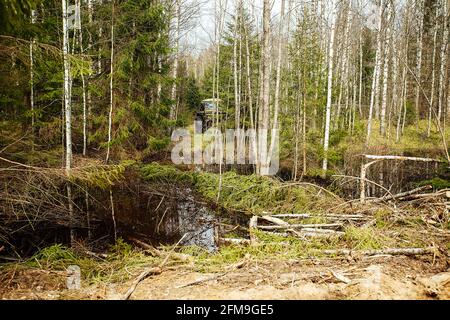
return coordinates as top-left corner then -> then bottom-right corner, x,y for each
185,0 -> 379,55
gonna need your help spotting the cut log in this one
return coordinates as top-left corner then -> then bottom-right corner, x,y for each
362,155 -> 443,162
316,247 -> 435,256
249,216 -> 258,245
372,185 -> 433,203
270,214 -> 367,221
260,215 -> 289,226
360,154 -> 442,203
257,223 -> 343,230
220,238 -> 251,245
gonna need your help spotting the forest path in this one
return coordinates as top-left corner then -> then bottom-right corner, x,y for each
2,255 -> 449,300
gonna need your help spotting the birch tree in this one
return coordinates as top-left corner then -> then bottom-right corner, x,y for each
106,1 -> 114,164
170,0 -> 181,120
322,0 -> 338,173
258,0 -> 271,175
62,0 -> 74,245
380,0 -> 392,137
366,0 -> 385,145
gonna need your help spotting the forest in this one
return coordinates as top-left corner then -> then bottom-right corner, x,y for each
0,0 -> 449,300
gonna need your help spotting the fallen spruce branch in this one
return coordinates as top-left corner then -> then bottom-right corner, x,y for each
122,234 -> 187,300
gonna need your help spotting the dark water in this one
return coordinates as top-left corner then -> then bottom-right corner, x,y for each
87,181 -> 248,252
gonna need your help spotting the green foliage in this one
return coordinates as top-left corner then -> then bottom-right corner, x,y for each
24,241 -> 158,284
70,163 -> 129,189
343,226 -> 391,250
418,178 -> 450,190
141,163 -> 335,215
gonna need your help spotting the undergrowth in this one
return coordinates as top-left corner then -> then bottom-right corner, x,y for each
140,163 -> 336,215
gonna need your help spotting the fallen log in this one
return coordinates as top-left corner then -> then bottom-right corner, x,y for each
315,247 -> 436,257
257,223 -> 343,231
271,214 -> 367,221
359,154 -> 442,202
220,238 -> 251,245
362,155 -> 443,162
371,185 -> 433,203
249,216 -> 259,245
260,215 -> 289,226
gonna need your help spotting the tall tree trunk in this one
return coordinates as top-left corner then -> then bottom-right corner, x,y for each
366,0 -> 385,145
77,0 -> 88,156
267,0 -> 286,170
106,1 -> 114,163
438,0 -> 448,123
30,10 -> 36,151
427,4 -> 439,137
258,0 -> 271,175
170,0 -> 180,120
414,0 -> 424,126
322,0 -> 338,173
380,1 -> 392,137
62,0 -> 74,245
233,0 -> 241,130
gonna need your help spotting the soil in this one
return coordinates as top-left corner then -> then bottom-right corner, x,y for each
2,255 -> 449,300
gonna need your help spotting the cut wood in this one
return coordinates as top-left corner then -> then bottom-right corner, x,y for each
362,155 -> 443,162
249,216 -> 258,245
301,228 -> 343,234
371,185 -> 433,203
260,215 -> 289,226
220,238 -> 251,245
270,214 -> 367,221
316,247 -> 435,257
360,154 -> 442,202
257,223 -> 343,230
331,271 -> 351,284
271,214 -> 312,219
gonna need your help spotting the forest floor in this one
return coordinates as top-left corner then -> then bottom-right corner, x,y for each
1,160 -> 450,300
1,253 -> 450,300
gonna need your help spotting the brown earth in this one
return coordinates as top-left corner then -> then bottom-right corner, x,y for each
1,255 -> 449,300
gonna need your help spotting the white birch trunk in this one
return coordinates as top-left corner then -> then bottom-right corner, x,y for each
106,2 -> 114,163
427,5 -> 440,137
170,0 -> 180,120
438,0 -> 448,122
322,0 -> 338,172
62,0 -> 74,245
30,10 -> 36,151
380,1 -> 392,137
366,0 -> 385,145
